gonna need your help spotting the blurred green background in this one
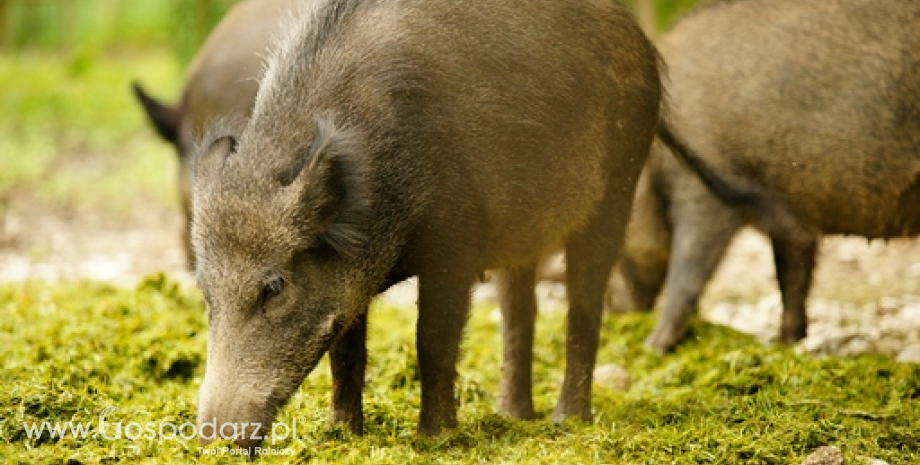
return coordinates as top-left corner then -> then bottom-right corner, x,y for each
0,0 -> 700,216
0,0 -> 698,56
0,0 -> 237,62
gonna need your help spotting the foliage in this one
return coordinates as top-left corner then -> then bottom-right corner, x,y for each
1,1 -> 704,57
0,51 -> 181,212
1,276 -> 918,463
0,0 -> 235,63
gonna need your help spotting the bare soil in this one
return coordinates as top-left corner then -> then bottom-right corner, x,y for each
0,191 -> 190,285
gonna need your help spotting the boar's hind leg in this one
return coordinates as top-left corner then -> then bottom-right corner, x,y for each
496,266 -> 538,420
552,186 -> 632,423
608,170 -> 673,313
772,233 -> 819,344
329,312 -> 368,434
645,197 -> 743,353
416,267 -> 477,435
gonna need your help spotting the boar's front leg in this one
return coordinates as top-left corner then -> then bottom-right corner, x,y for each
416,266 -> 477,436
496,265 -> 538,420
329,313 -> 368,433
771,233 -> 819,344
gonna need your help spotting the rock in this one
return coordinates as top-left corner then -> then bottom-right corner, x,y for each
380,278 -> 420,308
593,363 -> 632,392
896,344 -> 920,363
901,303 -> 920,327
800,446 -> 844,465
837,335 -> 875,357
863,459 -> 889,465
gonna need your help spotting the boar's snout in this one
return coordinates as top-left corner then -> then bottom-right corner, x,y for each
197,409 -> 275,452
197,375 -> 279,451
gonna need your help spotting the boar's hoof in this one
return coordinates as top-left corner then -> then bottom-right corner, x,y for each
330,410 -> 364,435
416,415 -> 457,437
550,402 -> 592,424
779,325 -> 808,345
497,399 -> 536,421
644,325 -> 683,354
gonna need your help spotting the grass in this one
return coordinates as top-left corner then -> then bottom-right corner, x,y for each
1,274 -> 918,464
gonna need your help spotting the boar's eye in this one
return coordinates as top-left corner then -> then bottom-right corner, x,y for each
258,276 -> 285,308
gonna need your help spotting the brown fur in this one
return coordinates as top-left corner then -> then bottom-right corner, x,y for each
132,0 -> 304,267
192,0 -> 661,449
611,0 -> 920,353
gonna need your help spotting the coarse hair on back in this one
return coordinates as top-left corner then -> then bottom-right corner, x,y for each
256,0 -> 381,109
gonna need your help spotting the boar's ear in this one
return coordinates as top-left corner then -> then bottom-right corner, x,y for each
193,116 -> 248,177
286,116 -> 371,259
192,135 -> 237,191
131,82 -> 180,145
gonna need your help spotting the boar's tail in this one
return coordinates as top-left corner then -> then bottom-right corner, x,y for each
657,121 -> 814,245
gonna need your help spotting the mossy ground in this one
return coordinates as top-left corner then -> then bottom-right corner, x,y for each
1,274 -> 918,464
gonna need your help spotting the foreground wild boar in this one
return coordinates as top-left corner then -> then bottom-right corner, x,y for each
132,0 -> 303,267
611,0 -> 920,353
193,0 -> 661,447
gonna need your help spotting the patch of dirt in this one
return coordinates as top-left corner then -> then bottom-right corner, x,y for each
0,190 -> 191,286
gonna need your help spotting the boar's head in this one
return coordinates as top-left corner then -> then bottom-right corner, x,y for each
191,116 -> 373,448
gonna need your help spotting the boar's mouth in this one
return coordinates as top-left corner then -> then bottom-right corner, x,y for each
198,305 -> 351,447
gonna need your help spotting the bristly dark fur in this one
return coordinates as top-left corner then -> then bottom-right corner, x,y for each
656,121 -> 813,247
620,0 -> 920,354
192,115 -> 248,180
194,0 -> 667,444
261,0 -> 381,98
302,116 -> 372,260
299,0 -> 376,60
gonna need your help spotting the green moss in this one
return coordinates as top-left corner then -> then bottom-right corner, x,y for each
1,275 -> 917,463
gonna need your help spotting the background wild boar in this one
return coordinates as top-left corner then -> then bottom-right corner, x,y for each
192,0 -> 661,448
132,0 -> 302,267
611,0 -> 920,353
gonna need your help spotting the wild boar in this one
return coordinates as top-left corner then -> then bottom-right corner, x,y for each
192,0 -> 663,448
611,0 -> 920,353
132,0 -> 304,267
